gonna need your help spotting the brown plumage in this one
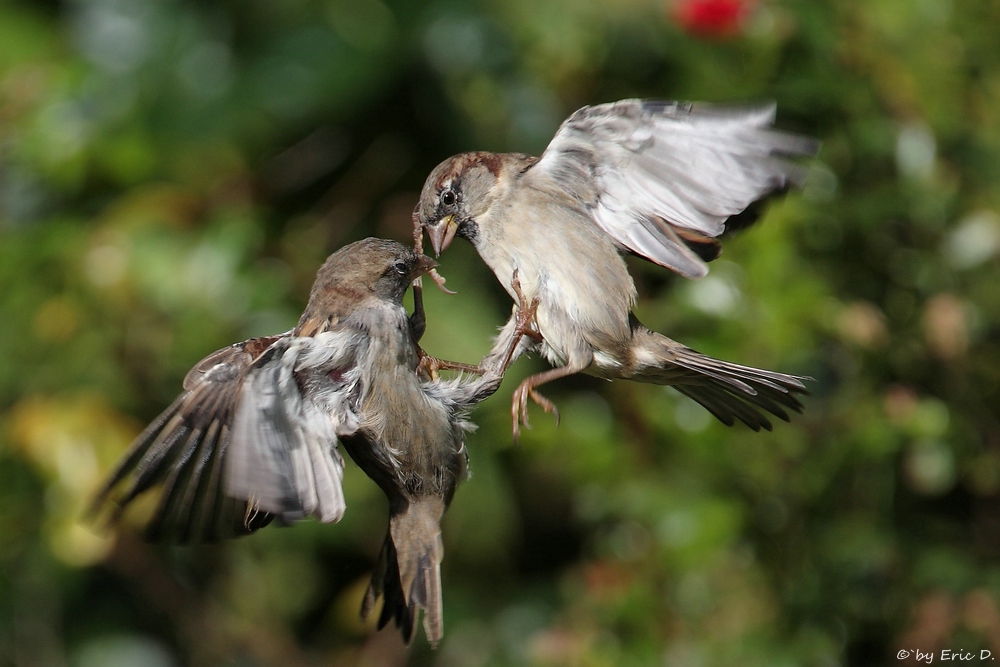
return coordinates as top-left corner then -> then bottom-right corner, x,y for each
93,237 -> 525,645
415,99 -> 818,435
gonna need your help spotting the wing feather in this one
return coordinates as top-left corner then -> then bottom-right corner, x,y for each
94,329 -> 360,542
532,99 -> 819,277
226,330 -> 362,525
92,339 -> 281,541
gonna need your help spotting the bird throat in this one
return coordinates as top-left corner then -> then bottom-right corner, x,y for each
456,219 -> 480,245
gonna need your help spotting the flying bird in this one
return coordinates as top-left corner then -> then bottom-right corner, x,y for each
415,99 -> 818,436
93,238 -> 531,645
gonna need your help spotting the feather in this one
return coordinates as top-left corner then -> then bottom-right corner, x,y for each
532,99 -> 818,277
91,339 -> 282,542
627,326 -> 809,432
227,332 -> 360,524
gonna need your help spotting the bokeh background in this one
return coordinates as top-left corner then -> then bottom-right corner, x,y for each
2,0 -> 999,665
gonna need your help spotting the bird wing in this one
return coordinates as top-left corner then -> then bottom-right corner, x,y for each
226,328 -> 363,525
94,329 -> 362,542
93,334 -> 287,542
531,99 -> 819,278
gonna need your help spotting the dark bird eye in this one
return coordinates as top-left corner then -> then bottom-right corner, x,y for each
393,260 -> 408,275
440,189 -> 456,207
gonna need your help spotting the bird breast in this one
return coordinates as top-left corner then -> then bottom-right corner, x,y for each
355,330 -> 464,495
477,181 -> 636,369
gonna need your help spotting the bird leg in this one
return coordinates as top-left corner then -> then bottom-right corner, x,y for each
502,269 -> 575,441
417,350 -> 484,380
409,273 -> 427,343
493,269 -> 540,372
412,211 -> 455,296
414,267 -> 540,381
412,218 -> 472,379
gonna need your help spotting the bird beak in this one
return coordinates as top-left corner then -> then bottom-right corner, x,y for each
410,254 -> 438,280
427,215 -> 458,256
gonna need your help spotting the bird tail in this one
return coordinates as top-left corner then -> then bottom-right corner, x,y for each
361,498 -> 445,646
629,325 -> 809,431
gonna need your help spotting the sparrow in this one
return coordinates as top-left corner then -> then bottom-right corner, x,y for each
415,99 -> 818,436
93,237 -> 531,645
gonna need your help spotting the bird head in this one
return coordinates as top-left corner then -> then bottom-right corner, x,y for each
300,239 -> 437,334
414,152 -> 509,256
325,238 -> 435,300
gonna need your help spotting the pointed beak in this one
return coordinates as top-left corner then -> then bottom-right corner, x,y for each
410,254 -> 438,281
426,215 -> 458,256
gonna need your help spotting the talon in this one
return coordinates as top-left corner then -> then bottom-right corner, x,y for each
418,350 -> 485,378
509,376 -> 563,441
416,349 -> 441,380
414,216 -> 457,295
428,267 -> 456,295
511,383 -> 533,443
530,389 -> 560,424
519,297 -> 542,342
507,365 -> 576,441
510,269 -> 542,342
413,213 -> 425,254
512,399 -> 522,442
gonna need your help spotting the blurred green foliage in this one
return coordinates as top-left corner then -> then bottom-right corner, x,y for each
2,0 -> 999,665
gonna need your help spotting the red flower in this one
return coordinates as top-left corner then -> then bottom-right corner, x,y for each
673,0 -> 751,38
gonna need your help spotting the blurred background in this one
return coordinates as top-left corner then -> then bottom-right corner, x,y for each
1,0 -> 998,665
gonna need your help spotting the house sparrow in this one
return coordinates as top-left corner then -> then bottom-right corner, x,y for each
415,99 -> 818,436
93,238 -> 532,645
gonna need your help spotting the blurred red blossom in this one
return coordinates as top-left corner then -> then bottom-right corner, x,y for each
672,0 -> 753,38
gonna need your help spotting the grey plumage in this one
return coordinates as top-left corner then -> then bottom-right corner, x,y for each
537,100 -> 818,278
226,331 -> 360,524
416,99 -> 816,433
93,237 -> 518,645
92,335 -> 288,542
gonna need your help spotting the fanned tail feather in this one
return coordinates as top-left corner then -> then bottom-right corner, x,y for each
630,326 -> 809,431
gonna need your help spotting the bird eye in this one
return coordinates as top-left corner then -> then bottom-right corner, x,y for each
393,260 -> 408,275
440,189 -> 457,207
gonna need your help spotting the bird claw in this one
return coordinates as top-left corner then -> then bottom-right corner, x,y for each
414,213 -> 457,295
416,348 -> 441,380
427,267 -> 457,295
531,388 -> 560,424
511,380 -> 560,442
512,382 -> 530,442
507,268 -> 556,442
510,268 -> 542,343
417,348 -> 484,380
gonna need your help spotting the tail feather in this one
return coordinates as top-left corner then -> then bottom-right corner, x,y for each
675,383 -> 783,431
361,499 -> 445,646
362,535 -> 415,642
630,327 -> 809,431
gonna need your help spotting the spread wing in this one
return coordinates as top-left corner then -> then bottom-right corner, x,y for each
93,330 -> 362,543
226,329 -> 364,524
531,99 -> 819,278
93,335 -> 287,542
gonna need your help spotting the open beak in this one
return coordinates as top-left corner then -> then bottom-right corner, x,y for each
426,215 -> 458,256
410,254 -> 438,281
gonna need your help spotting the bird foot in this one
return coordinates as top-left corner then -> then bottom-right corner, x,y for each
426,267 -> 456,294
413,212 -> 456,295
511,381 -> 561,442
507,268 -> 559,441
417,348 -> 483,380
510,268 -> 542,343
416,348 -> 439,380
